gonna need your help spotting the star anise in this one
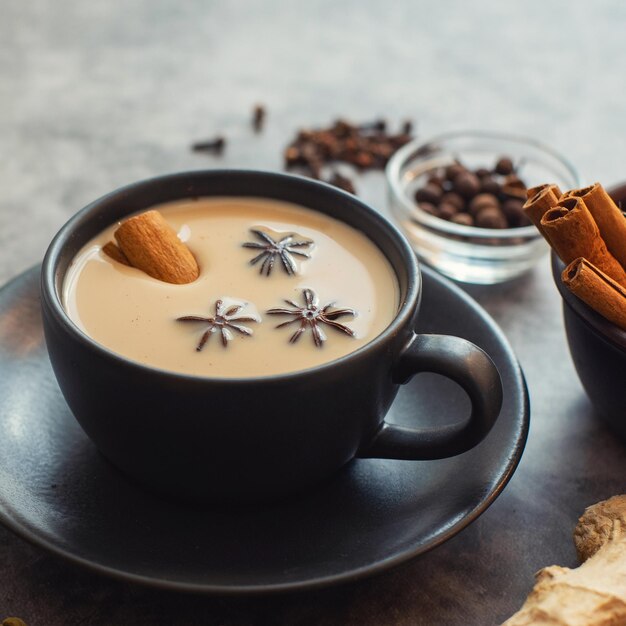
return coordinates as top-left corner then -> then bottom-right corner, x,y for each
267,288 -> 356,347
242,229 -> 313,276
176,299 -> 259,351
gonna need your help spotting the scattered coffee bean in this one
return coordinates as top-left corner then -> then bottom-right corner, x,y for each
475,167 -> 491,178
495,156 -> 514,175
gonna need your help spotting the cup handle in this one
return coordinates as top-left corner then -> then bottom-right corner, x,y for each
357,334 -> 503,460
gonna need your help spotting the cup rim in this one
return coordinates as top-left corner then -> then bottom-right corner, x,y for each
386,129 -> 580,241
41,169 -> 420,384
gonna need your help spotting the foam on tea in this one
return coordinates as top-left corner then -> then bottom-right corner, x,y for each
63,198 -> 399,377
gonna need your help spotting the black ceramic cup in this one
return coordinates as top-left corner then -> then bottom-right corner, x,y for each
41,170 -> 503,501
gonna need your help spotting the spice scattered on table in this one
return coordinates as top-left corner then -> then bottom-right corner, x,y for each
328,171 -> 356,195
252,104 -> 266,132
191,136 -> 226,154
283,117 -> 415,195
413,157 -> 531,229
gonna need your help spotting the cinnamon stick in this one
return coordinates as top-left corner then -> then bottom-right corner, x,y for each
102,242 -> 131,266
541,196 -> 626,288
562,258 -> 626,331
564,183 -> 626,270
526,183 -> 562,201
523,184 -> 562,238
114,210 -> 199,284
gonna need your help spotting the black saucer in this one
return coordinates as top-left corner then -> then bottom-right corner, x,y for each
0,265 -> 528,594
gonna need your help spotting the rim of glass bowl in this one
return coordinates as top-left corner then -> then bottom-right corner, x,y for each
386,130 -> 580,242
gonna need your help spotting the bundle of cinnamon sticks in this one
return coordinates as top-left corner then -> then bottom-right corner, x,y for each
524,182 -> 626,330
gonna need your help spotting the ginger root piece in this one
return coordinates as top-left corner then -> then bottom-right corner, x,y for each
503,495 -> 626,625
574,495 -> 626,562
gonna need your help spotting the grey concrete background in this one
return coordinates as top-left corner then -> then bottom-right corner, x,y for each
2,1 -> 626,624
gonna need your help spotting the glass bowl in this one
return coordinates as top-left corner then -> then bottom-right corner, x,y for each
386,131 -> 580,284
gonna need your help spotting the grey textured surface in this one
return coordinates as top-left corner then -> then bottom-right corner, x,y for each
1,1 -> 626,624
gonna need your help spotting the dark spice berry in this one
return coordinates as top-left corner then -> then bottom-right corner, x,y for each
501,184 -> 527,200
438,202 -> 459,220
504,174 -> 525,189
441,192 -> 465,211
453,171 -> 481,198
475,206 -> 508,229
469,193 -> 499,216
451,213 -> 474,226
427,174 -> 444,188
480,177 -> 501,196
412,153 -> 531,230
419,202 -> 438,216
502,199 -> 528,227
415,183 -> 443,205
445,163 -> 465,181
495,156 -> 514,175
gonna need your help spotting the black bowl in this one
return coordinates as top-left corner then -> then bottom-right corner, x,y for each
551,183 -> 626,440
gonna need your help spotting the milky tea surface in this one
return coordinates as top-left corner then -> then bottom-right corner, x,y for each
63,198 -> 400,377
